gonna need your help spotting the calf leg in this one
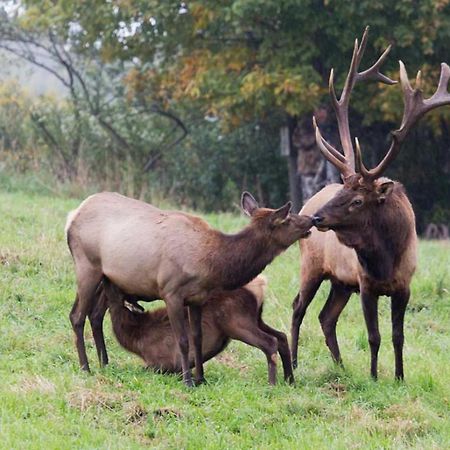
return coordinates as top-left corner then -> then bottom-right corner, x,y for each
188,305 -> 205,385
165,297 -> 194,387
291,277 -> 322,368
391,289 -> 410,380
318,284 -> 352,365
226,323 -> 278,385
69,268 -> 103,371
89,291 -> 109,367
258,319 -> 294,384
361,290 -> 380,380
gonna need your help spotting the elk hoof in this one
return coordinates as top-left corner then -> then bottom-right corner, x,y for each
194,377 -> 208,386
286,374 -> 295,385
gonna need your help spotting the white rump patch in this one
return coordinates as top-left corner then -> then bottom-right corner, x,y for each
64,194 -> 97,236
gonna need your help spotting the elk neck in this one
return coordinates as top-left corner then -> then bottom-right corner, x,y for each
206,226 -> 283,290
339,187 -> 414,282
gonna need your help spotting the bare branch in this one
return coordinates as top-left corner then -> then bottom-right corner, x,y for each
144,105 -> 189,172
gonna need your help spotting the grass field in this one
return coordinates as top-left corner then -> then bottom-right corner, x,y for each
1,175 -> 449,449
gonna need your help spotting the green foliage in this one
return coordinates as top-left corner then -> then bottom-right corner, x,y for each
1,183 -> 449,448
22,0 -> 450,125
0,81 -> 38,172
161,119 -> 289,210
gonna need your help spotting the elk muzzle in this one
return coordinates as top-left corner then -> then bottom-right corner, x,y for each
312,214 -> 331,232
295,214 -> 313,238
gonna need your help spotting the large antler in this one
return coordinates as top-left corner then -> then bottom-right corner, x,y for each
313,26 -> 396,178
356,62 -> 450,180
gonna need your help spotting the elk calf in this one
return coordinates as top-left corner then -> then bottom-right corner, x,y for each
102,276 -> 294,385
66,191 -> 312,386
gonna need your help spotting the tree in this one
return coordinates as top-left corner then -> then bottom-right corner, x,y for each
1,1 -> 449,225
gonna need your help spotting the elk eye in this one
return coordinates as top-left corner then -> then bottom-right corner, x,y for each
352,199 -> 363,207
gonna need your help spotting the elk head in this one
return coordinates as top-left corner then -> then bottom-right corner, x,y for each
311,26 -> 450,233
241,192 -> 313,245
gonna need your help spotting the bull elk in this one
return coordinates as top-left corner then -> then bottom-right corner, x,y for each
291,27 -> 450,380
66,191 -> 312,386
102,275 -> 294,385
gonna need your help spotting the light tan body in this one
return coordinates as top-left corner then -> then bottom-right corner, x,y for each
300,186 -> 359,287
68,192 -> 218,303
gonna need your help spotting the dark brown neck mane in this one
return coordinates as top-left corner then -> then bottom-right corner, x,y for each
336,185 -> 414,281
208,226 -> 284,290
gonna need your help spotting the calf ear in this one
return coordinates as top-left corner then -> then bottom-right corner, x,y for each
272,201 -> 292,225
376,180 -> 394,203
241,192 -> 259,216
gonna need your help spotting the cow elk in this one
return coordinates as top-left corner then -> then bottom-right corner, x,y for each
291,27 -> 450,380
102,275 -> 294,385
66,191 -> 312,386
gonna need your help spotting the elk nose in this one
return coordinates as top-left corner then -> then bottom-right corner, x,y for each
312,215 -> 324,226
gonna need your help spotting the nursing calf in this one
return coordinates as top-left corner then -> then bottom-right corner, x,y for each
102,276 -> 294,385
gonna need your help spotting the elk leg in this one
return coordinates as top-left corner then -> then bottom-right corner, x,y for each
391,289 -> 410,380
69,294 -> 89,371
258,319 -> 294,384
226,325 -> 278,385
188,304 -> 205,385
89,290 -> 109,367
166,297 -> 194,387
318,284 -> 352,365
361,291 -> 380,380
69,269 -> 103,371
291,277 -> 322,368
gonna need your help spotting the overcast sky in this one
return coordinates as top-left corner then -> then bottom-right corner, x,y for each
0,49 -> 67,96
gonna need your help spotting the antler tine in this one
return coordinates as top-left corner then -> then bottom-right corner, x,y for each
356,25 -> 370,65
313,117 -> 354,178
327,27 -> 396,173
329,69 -> 339,111
329,41 -> 360,167
399,60 -> 414,95
358,45 -> 397,85
364,61 -> 450,180
354,137 -> 371,177
340,37 -> 361,107
427,62 -> 450,107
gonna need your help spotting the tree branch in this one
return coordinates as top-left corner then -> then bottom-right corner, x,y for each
143,104 -> 188,171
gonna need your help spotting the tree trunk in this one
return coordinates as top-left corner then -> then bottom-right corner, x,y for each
287,153 -> 302,213
286,116 -> 302,212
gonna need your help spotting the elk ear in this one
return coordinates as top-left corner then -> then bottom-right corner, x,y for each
241,192 -> 259,216
271,201 -> 292,226
376,180 -> 394,203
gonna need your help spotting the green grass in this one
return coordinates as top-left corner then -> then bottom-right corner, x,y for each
1,177 -> 449,449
